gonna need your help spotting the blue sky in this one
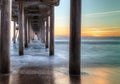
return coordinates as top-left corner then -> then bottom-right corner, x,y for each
54,0 -> 70,36
55,0 -> 70,28
82,0 -> 120,28
82,0 -> 120,14
54,0 -> 120,36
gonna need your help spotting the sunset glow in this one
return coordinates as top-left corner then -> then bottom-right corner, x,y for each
54,0 -> 120,37
81,27 -> 120,37
55,27 -> 69,36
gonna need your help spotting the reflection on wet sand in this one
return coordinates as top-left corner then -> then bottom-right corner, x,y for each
81,67 -> 120,84
69,76 -> 80,84
0,69 -> 81,84
1,65 -> 118,84
17,66 -> 54,84
9,63 -> 55,84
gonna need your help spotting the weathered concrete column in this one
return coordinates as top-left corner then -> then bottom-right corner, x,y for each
40,27 -> 42,42
43,21 -> 45,43
37,32 -> 40,40
41,22 -> 44,43
39,30 -> 41,40
0,10 -> 1,72
0,0 -> 11,73
16,26 -> 19,42
32,31 -> 34,40
30,25 -> 34,40
69,0 -> 81,75
18,1 -> 24,55
45,17 -> 49,48
39,26 -> 41,41
13,21 -> 16,43
24,17 -> 28,48
49,6 -> 54,56
28,19 -> 31,43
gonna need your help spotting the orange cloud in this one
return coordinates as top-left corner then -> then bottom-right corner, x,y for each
82,27 -> 120,37
55,26 -> 120,37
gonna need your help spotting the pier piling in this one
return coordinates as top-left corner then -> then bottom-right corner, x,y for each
0,0 -> 11,73
49,6 -> 54,56
18,1 -> 24,55
69,0 -> 81,75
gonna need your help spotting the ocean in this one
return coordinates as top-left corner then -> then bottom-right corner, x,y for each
56,36 -> 120,84
81,37 -> 120,67
9,36 -> 120,84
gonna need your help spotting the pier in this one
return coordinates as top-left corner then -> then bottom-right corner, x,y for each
0,0 -> 81,84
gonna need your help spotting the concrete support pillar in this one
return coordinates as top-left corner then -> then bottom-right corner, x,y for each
0,10 -> 1,71
37,32 -> 40,40
38,29 -> 41,41
49,6 -> 54,56
43,21 -> 45,43
28,19 -> 31,43
45,17 -> 49,48
16,26 -> 19,42
40,27 -> 42,42
18,1 -> 24,55
69,0 -> 81,75
41,22 -> 44,43
39,26 -> 42,41
0,0 -> 11,73
39,29 -> 41,40
41,22 -> 43,42
30,25 -> 34,40
13,21 -> 16,43
24,17 -> 28,48
32,30 -> 34,40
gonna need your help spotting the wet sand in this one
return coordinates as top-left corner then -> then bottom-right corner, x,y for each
0,40 -> 120,84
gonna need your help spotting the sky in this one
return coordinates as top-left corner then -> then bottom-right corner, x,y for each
55,0 -> 120,37
55,0 -> 70,36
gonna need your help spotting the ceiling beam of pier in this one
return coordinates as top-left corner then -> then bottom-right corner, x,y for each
12,0 -> 60,33
14,0 -> 60,6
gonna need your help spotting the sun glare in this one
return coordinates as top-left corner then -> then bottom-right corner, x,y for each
91,30 -> 103,37
81,27 -> 120,37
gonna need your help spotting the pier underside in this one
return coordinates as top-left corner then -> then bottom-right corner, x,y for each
0,0 -> 81,83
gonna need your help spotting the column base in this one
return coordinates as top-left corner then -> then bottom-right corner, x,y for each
19,51 -> 24,56
46,45 -> 48,48
49,50 -> 54,56
25,44 -> 28,48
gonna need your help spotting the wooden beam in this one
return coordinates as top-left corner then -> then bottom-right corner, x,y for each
15,0 -> 60,6
49,6 -> 54,56
0,0 -> 11,73
69,0 -> 81,75
18,1 -> 24,55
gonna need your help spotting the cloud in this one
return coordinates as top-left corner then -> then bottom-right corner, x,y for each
85,10 -> 120,17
